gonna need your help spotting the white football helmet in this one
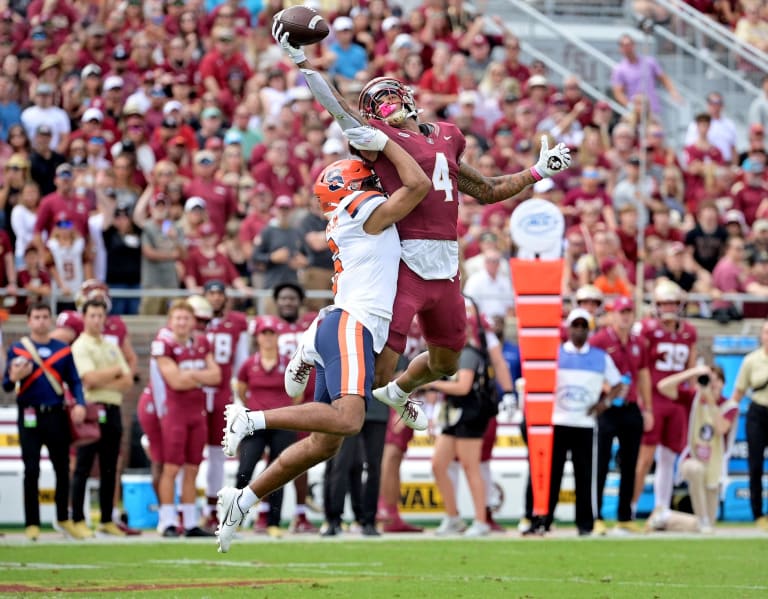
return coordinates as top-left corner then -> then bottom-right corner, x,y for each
653,279 -> 686,321
187,295 -> 213,321
575,284 -> 604,306
75,279 -> 111,313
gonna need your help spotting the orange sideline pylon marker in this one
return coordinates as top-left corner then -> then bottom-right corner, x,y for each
510,258 -> 563,517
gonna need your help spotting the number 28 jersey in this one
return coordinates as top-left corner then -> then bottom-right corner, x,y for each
637,317 -> 698,402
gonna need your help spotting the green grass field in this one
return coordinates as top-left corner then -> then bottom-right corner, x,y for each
1,533 -> 767,598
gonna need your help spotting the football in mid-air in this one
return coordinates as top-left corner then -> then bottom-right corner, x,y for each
274,6 -> 330,47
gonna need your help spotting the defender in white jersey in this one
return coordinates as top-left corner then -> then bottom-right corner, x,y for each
216,126 -> 430,553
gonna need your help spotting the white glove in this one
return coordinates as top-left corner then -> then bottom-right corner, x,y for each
271,19 -> 306,64
344,125 -> 389,152
531,135 -> 571,180
501,392 -> 518,413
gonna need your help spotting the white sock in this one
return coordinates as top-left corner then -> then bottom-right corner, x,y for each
158,504 -> 177,531
112,507 -> 121,523
294,504 -> 306,516
630,502 -> 638,519
181,503 -> 198,530
387,382 -> 409,406
238,486 -> 259,512
654,446 -> 677,513
206,445 -> 226,499
248,410 -> 266,430
447,460 -> 460,491
258,501 -> 270,514
480,461 -> 493,507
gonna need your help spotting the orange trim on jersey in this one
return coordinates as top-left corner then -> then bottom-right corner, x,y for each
338,312 -> 350,393
353,319 -> 365,394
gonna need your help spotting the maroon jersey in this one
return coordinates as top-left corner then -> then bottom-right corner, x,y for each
368,120 -> 465,242
184,248 -> 240,287
182,178 -> 237,239
590,326 -> 647,404
637,317 -> 697,402
205,311 -> 249,386
236,352 -> 292,411
150,332 -> 212,409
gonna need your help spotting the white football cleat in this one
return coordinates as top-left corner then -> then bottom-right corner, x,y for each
216,487 -> 249,553
372,386 -> 428,431
222,404 -> 256,457
284,345 -> 314,397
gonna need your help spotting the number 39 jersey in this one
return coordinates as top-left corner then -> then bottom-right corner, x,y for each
637,317 -> 698,402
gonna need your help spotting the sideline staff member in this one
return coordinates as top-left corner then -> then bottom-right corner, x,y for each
730,319 -> 768,530
70,298 -> 134,538
544,308 -> 623,536
3,302 -> 86,541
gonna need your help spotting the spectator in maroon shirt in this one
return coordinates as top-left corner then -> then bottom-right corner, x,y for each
28,0 -> 80,47
682,113 -> 726,213
183,222 -> 248,293
250,138 -> 304,202
562,167 -> 615,229
712,236 -> 749,322
198,26 -> 253,96
77,23 -> 112,72
731,152 -> 768,225
418,42 -> 459,115
500,35 -> 530,86
645,204 -> 685,244
616,204 -> 640,263
184,150 -> 237,240
33,163 -> 90,249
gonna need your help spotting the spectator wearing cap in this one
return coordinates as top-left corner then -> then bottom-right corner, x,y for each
684,92 -> 738,165
498,34 -> 530,86
77,23 -> 111,73
250,137 -> 303,201
67,107 -> 105,150
746,219 -> 768,261
463,34 -> 494,83
540,308 -> 623,535
417,42 -> 459,114
539,95 -> 587,150
29,125 -> 65,196
326,15 -> 369,88
199,26 -> 252,96
610,34 -> 681,115
590,296 -> 651,534
524,74 -> 551,122
660,241 -> 699,293
102,202 -> 142,315
183,150 -> 237,240
45,216 -> 88,312
739,125 -> 767,168
730,150 -> 768,226
226,105 -> 259,160
79,63 -> 104,108
177,195 -> 208,249
252,194 -> 308,290
449,91 -> 490,142
371,15 -> 402,73
21,83 -> 70,154
33,163 -> 90,250
105,44 -> 141,96
208,0 -> 252,32
124,71 -> 155,116
28,0 -> 79,45
196,107 -> 225,149
183,221 -> 249,294
101,76 -> 126,121
725,209 -> 749,239
112,107 -> 155,178
593,257 -> 633,299
139,193 -> 186,316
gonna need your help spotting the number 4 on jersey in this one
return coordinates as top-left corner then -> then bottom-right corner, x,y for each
432,152 -> 453,202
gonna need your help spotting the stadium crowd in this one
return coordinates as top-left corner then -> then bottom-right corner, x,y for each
1,0 -> 768,540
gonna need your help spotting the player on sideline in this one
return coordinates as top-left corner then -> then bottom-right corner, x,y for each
273,22 -> 572,422
200,281 -> 249,529
633,280 -> 697,530
215,126 -> 431,553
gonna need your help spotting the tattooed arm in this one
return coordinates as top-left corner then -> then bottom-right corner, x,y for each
457,161 -> 538,205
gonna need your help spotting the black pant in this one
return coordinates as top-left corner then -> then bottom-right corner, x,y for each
596,403 -> 643,522
747,402 -> 768,520
545,425 -> 596,533
236,429 -> 296,526
520,417 -> 534,520
325,420 -> 386,526
71,404 -> 123,524
18,405 -> 71,526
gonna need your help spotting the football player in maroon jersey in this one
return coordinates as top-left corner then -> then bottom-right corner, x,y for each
272,23 -> 571,420
201,280 -> 249,529
152,300 -> 221,537
632,280 -> 698,530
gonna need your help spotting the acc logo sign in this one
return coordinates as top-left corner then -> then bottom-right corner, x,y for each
509,198 -> 564,259
557,385 -> 592,411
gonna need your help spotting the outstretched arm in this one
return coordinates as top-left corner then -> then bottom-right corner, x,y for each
273,21 -> 362,131
458,135 -> 571,205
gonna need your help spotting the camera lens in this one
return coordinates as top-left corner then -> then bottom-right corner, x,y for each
697,374 -> 710,386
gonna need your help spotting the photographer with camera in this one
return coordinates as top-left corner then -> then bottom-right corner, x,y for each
656,364 -> 737,533
730,320 -> 768,531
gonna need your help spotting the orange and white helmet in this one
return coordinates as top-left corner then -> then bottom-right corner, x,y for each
75,279 -> 111,312
575,284 -> 604,306
187,295 -> 213,321
358,77 -> 418,125
653,279 -> 686,321
314,159 -> 381,216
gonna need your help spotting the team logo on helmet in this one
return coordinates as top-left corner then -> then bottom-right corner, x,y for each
314,159 -> 380,215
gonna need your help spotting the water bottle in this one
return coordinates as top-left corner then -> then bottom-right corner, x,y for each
612,373 -> 632,407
